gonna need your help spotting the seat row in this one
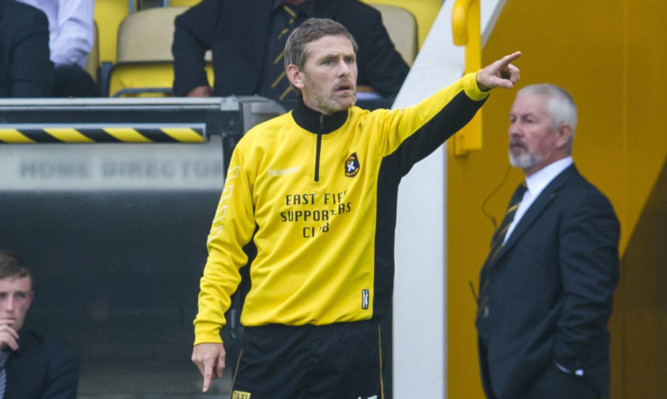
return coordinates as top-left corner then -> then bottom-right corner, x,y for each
91,0 -> 438,97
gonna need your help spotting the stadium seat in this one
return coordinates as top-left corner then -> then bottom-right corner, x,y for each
108,6 -> 213,97
94,0 -> 133,64
369,4 -> 418,66
168,0 -> 202,6
363,0 -> 442,49
106,2 -> 417,97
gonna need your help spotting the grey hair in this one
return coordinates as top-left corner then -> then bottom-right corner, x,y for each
517,84 -> 578,150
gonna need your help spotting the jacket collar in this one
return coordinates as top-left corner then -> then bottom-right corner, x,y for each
292,97 -> 349,134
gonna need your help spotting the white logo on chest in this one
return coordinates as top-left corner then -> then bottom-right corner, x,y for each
268,166 -> 299,177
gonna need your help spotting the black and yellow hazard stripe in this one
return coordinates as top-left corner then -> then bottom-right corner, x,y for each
0,124 -> 206,143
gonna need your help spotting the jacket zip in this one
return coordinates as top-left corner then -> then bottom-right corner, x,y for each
314,114 -> 324,182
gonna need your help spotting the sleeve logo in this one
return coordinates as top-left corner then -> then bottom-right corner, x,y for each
345,152 -> 360,177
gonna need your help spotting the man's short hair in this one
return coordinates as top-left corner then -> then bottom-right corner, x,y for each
284,18 -> 358,71
0,249 -> 32,281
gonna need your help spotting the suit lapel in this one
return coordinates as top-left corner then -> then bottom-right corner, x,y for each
495,165 -> 579,261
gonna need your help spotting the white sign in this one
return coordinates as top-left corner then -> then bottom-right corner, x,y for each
0,136 -> 226,191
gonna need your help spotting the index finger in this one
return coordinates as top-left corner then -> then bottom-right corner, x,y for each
0,325 -> 19,338
0,336 -> 18,351
499,51 -> 522,67
0,325 -> 20,351
202,361 -> 213,393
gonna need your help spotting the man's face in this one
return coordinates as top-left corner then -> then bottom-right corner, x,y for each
290,34 -> 357,115
508,94 -> 563,176
0,276 -> 34,332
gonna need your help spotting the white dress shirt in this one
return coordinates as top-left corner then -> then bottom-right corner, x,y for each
503,157 -> 574,244
17,0 -> 95,68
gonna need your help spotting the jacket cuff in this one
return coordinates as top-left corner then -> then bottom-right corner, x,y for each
462,72 -> 490,101
193,321 -> 223,346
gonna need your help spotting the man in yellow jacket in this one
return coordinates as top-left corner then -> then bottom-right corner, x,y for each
192,17 -> 521,398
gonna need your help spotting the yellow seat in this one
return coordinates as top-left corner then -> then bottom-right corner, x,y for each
168,0 -> 202,6
369,4 -> 418,66
94,0 -> 132,64
108,6 -> 213,97
109,2 -> 423,96
363,0 -> 442,50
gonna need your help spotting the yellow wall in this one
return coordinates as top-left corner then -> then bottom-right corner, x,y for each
615,161 -> 667,397
447,0 -> 667,397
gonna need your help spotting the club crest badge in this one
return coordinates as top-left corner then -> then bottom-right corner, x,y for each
345,152 -> 360,177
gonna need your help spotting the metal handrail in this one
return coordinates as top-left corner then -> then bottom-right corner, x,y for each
451,0 -> 482,155
452,0 -> 475,45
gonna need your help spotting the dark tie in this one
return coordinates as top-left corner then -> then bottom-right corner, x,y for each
267,5 -> 298,100
0,349 -> 10,398
488,181 -> 527,263
477,181 -> 527,320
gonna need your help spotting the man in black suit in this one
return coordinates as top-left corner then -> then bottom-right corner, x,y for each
0,249 -> 78,399
171,0 -> 409,100
476,84 -> 620,399
0,0 -> 54,97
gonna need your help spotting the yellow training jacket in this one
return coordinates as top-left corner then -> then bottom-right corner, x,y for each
194,72 -> 488,344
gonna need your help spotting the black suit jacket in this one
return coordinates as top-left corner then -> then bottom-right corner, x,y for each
5,329 -> 78,399
0,0 -> 54,97
172,0 -> 409,98
476,165 -> 620,398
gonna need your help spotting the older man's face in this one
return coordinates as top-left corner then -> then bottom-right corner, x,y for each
508,94 -> 562,176
294,34 -> 358,115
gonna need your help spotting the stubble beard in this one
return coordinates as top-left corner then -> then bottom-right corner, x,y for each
318,91 -> 356,114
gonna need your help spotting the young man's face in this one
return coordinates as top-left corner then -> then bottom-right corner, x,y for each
291,34 -> 358,115
0,275 -> 34,332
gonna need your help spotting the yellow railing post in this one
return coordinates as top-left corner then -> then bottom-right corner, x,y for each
451,0 -> 482,156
